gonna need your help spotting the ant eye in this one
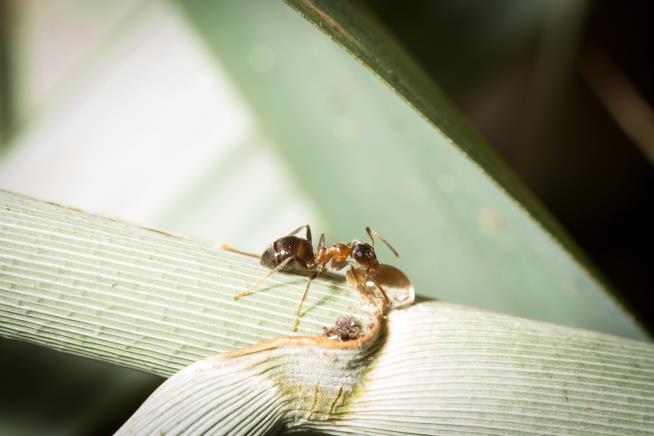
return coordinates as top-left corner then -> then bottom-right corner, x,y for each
352,244 -> 374,262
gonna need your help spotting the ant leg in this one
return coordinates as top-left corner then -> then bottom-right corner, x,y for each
291,271 -> 320,331
216,244 -> 260,259
366,227 -> 399,258
288,224 -> 312,244
366,275 -> 390,309
313,233 -> 327,268
347,267 -> 387,317
331,259 -> 356,271
346,267 -> 376,306
233,256 -> 293,300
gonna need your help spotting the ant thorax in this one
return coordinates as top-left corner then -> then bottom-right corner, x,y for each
316,242 -> 349,267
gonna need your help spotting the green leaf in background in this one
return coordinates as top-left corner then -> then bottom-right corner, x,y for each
175,0 -> 647,340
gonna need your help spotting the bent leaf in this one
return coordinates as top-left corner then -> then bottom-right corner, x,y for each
119,301 -> 654,434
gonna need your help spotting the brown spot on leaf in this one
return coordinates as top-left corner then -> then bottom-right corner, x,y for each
322,316 -> 361,341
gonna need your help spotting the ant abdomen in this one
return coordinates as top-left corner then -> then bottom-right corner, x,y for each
261,236 -> 314,273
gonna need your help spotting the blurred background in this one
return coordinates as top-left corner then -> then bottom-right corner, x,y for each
0,0 -> 652,434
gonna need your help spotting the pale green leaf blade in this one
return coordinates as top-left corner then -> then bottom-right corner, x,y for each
119,301 -> 654,434
0,189 -> 369,376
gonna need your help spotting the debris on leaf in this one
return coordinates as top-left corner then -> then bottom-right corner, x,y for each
322,316 -> 362,341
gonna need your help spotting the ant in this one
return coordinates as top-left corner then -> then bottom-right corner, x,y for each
232,225 -> 399,331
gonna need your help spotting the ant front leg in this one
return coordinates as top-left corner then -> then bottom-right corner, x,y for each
331,259 -> 355,271
366,275 -> 390,309
216,244 -> 260,259
346,267 -> 376,308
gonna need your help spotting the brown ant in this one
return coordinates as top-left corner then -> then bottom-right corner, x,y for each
232,225 -> 399,331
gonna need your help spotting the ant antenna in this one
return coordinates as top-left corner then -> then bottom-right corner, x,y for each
366,227 -> 399,258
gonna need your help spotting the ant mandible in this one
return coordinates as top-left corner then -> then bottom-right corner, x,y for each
233,224 -> 399,331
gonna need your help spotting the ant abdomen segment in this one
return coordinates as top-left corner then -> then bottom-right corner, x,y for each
232,224 -> 400,331
232,224 -> 313,302
260,236 -> 314,272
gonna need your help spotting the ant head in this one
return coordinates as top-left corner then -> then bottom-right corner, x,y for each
350,240 -> 379,270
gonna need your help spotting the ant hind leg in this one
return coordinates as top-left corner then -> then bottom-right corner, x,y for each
288,224 -> 312,244
346,267 -> 388,316
216,244 -> 260,259
346,267 -> 375,306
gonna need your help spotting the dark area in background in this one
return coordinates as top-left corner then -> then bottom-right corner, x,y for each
0,338 -> 163,435
367,0 -> 654,330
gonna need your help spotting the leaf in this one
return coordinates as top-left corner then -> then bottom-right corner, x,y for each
0,190 -> 370,377
1,191 -> 652,434
118,301 -> 654,434
174,0 -> 647,339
